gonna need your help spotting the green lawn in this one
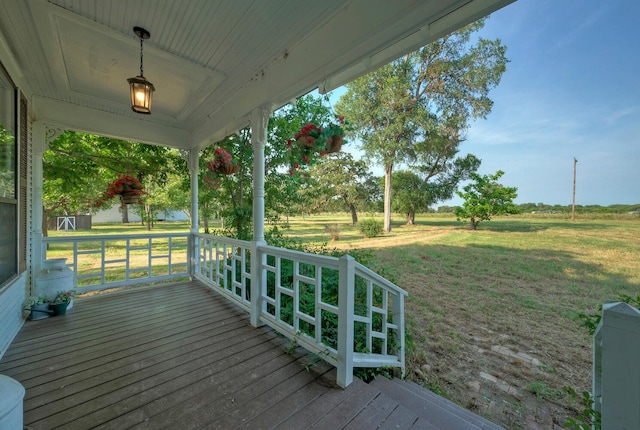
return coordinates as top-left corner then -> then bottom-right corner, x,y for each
282,213 -> 640,427
48,213 -> 640,428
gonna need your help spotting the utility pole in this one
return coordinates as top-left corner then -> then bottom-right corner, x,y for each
571,157 -> 577,221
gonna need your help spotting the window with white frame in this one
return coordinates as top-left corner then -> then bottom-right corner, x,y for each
0,63 -> 17,286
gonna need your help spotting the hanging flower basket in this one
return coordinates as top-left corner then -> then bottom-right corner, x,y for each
218,163 -> 240,175
325,134 -> 343,153
208,147 -> 239,176
287,116 -> 348,174
121,192 -> 140,204
97,174 -> 146,206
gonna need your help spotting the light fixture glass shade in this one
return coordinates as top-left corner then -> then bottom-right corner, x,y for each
127,75 -> 155,114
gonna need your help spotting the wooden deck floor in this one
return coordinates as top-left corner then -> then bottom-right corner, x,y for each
1,281 -> 503,429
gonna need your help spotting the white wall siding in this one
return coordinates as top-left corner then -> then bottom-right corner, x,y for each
0,275 -> 27,359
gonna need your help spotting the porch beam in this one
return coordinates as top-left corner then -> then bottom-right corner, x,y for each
31,97 -> 189,150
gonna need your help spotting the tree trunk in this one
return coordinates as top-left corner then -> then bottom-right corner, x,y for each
349,203 -> 358,226
120,201 -> 129,223
384,165 -> 393,232
406,212 -> 415,225
470,216 -> 477,230
203,217 -> 210,234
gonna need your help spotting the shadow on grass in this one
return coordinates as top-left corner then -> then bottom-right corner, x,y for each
373,240 -> 639,320
418,218 -> 629,233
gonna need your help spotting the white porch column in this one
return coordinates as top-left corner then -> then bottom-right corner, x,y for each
31,123 -> 63,279
250,104 -> 272,327
251,105 -> 272,242
189,148 -> 199,278
31,122 -> 45,280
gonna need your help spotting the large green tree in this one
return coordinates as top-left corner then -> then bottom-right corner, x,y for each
308,152 -> 380,225
393,153 -> 481,224
455,170 -> 519,230
336,19 -> 507,232
391,171 -> 431,224
44,132 -> 178,231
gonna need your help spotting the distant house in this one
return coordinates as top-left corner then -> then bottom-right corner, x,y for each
91,206 -> 189,223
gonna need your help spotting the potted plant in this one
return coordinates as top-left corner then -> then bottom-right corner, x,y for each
208,147 -> 239,175
51,290 -> 75,316
100,174 -> 146,205
25,296 -> 51,320
287,116 -> 348,174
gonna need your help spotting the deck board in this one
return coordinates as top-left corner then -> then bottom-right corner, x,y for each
2,281 -> 503,429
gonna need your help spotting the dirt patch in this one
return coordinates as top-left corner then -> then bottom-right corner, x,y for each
399,261 -> 592,429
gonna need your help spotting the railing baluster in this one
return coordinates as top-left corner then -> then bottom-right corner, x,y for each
155,233 -> 408,388
337,254 -> 355,388
43,233 -> 190,293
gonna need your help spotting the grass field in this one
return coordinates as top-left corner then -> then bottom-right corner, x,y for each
49,213 -> 640,428
279,213 -> 640,428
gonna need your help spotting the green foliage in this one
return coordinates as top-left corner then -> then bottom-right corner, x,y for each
563,386 -> 601,430
27,295 -> 47,306
391,171 -> 431,224
577,294 -> 640,335
0,124 -> 16,198
358,219 -> 384,238
567,295 -> 640,428
266,94 -> 337,220
44,132 -> 182,228
336,18 -> 508,232
263,225 -> 400,370
308,152 -> 381,224
527,381 -> 561,400
390,158 -> 479,224
324,224 -> 341,241
455,170 -> 519,229
354,366 -> 395,383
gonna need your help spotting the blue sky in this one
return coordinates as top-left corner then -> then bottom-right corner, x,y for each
334,0 -> 640,206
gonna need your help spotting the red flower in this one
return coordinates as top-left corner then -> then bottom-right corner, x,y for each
98,174 -> 146,207
208,147 -> 234,171
287,116 -> 348,173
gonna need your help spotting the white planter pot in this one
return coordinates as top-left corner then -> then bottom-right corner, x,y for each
0,375 -> 25,430
35,258 -> 75,302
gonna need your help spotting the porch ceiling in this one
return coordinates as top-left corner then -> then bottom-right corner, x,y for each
0,0 -> 513,151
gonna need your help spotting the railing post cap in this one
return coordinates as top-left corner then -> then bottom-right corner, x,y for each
603,302 -> 640,317
339,254 -> 355,262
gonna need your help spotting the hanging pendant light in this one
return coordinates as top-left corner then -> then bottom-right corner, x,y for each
127,26 -> 155,114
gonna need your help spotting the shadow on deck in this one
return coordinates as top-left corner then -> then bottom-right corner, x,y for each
0,282 -> 503,429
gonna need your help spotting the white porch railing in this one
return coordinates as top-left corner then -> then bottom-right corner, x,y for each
593,302 -> 640,429
42,233 -> 190,294
40,232 -> 407,387
193,233 -> 407,388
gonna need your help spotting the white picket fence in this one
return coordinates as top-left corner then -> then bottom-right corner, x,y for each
42,232 -> 407,387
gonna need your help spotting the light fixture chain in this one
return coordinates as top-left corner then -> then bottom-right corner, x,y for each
139,36 -> 144,77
